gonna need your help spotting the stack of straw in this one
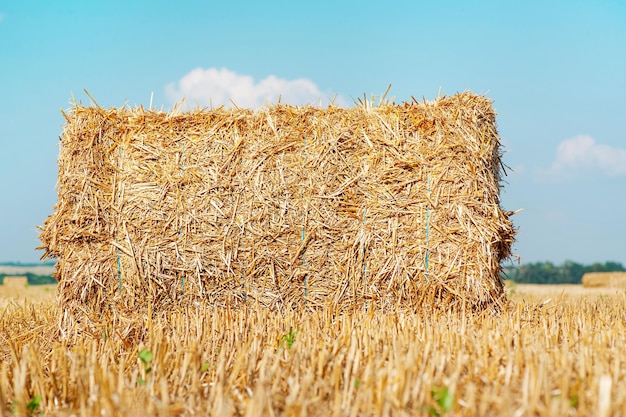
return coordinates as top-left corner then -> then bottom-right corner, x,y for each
39,92 -> 516,320
582,272 -> 626,288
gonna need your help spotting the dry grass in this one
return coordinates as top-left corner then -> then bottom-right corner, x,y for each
1,285 -> 625,416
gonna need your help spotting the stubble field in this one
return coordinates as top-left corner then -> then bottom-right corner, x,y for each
1,283 -> 625,416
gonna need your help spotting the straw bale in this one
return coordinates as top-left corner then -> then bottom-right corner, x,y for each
2,276 -> 28,287
582,272 -> 626,288
39,92 -> 516,319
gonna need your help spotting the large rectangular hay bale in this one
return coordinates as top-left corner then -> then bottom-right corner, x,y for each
582,272 -> 626,288
39,92 -> 516,318
2,276 -> 28,287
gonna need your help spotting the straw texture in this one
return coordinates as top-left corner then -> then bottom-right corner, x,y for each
39,92 -> 516,319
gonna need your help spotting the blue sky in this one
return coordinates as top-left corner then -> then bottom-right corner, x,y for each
1,0 -> 625,265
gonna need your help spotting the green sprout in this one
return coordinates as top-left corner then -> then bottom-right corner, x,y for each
427,386 -> 454,417
281,327 -> 299,349
11,395 -> 43,417
137,348 -> 153,385
27,395 -> 42,416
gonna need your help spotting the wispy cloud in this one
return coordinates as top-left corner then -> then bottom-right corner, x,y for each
165,67 -> 346,109
0,13 -> 6,22
537,135 -> 626,181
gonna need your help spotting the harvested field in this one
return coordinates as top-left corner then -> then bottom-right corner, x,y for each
508,282 -> 626,300
1,286 -> 625,416
23,91 -> 624,416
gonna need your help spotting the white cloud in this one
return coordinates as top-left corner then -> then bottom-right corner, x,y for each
538,135 -> 626,181
165,67 -> 345,109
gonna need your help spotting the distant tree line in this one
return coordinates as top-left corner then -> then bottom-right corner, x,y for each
0,273 -> 57,285
0,261 -> 56,266
502,261 -> 626,284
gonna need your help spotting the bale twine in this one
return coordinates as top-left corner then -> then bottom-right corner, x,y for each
39,92 -> 516,321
